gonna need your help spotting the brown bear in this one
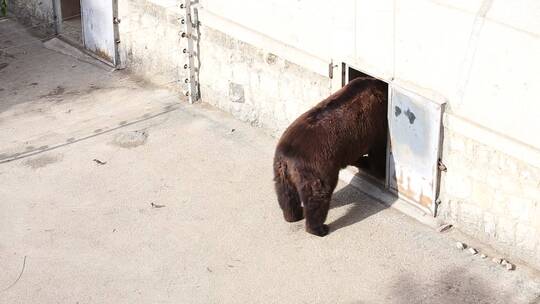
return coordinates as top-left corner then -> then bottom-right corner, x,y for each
273,77 -> 388,236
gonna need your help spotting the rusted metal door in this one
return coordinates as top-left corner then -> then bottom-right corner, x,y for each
387,86 -> 444,215
80,0 -> 116,65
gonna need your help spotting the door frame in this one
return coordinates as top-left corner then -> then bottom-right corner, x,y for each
339,62 -> 446,218
52,0 -> 122,68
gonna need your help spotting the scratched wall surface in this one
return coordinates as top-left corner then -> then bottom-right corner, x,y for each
6,0 -> 55,34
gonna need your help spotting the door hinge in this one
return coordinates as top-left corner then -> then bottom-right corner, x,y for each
328,61 -> 338,79
438,159 -> 447,172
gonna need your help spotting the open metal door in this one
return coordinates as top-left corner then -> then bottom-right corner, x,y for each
80,0 -> 117,65
387,86 -> 444,215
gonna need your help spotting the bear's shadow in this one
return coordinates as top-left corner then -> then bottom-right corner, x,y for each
328,184 -> 388,232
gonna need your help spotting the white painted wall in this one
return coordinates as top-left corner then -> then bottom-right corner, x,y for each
201,0 -> 333,60
199,0 -> 540,155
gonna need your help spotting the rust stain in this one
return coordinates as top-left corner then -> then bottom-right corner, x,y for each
396,182 -> 416,201
419,191 -> 432,207
91,47 -> 113,63
395,175 -> 432,207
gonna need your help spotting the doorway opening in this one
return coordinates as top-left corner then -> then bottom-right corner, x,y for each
340,64 -> 445,216
54,0 -> 119,66
59,0 -> 82,45
345,64 -> 388,184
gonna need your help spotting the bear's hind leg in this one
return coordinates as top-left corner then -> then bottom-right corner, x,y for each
299,178 -> 334,237
275,172 -> 304,222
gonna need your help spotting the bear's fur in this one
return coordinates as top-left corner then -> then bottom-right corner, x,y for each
273,77 -> 388,236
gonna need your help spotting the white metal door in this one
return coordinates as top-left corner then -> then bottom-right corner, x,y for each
81,0 -> 116,64
387,86 -> 444,215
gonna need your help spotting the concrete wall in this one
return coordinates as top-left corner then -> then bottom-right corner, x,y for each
116,0 -> 187,88
199,0 -> 540,149
440,122 -> 540,268
7,0 -> 55,34
114,0 -> 332,136
198,26 -> 332,137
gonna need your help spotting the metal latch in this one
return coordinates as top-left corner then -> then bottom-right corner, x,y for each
113,17 -> 121,24
438,159 -> 447,172
328,61 -> 338,79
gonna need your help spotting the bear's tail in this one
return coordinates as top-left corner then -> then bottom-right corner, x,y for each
273,155 -> 303,222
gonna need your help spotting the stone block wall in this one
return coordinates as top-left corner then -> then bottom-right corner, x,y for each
439,123 -> 540,269
198,26 -> 332,137
118,0 -> 187,89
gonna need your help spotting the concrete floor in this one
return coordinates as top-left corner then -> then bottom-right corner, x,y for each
1,19 -> 540,304
61,16 -> 82,45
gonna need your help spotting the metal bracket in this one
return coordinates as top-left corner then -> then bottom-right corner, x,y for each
180,0 -> 200,103
112,0 -> 125,69
328,61 -> 338,79
438,159 -> 447,172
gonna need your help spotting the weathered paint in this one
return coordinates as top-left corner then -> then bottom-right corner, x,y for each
388,85 -> 444,214
80,0 -> 116,64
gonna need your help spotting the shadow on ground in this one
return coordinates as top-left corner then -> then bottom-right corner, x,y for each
327,186 -> 540,304
329,184 -> 388,232
387,268 -> 540,304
